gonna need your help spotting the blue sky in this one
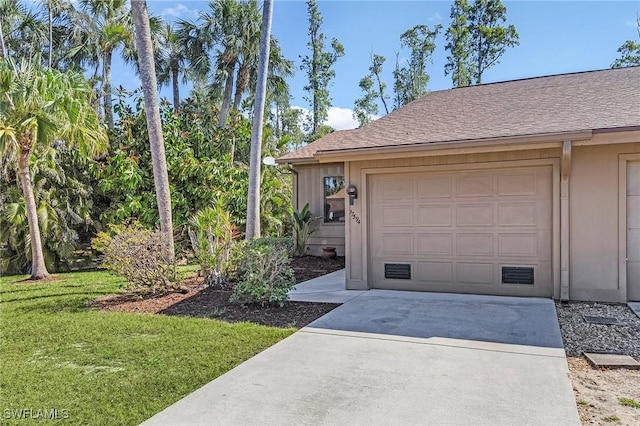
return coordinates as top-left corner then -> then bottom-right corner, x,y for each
118,1 -> 640,129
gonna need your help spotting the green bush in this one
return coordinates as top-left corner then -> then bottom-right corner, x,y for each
188,206 -> 239,288
229,238 -> 296,307
92,222 -> 179,294
292,203 -> 319,257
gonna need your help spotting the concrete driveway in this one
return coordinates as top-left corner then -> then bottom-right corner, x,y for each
143,290 -> 579,425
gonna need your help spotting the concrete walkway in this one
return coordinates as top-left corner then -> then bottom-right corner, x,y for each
629,302 -> 640,319
143,278 -> 580,425
288,269 -> 366,303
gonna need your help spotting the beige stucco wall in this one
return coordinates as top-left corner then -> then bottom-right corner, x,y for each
570,142 -> 640,302
294,163 -> 345,256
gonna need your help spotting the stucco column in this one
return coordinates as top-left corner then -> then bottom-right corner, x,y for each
560,141 -> 572,300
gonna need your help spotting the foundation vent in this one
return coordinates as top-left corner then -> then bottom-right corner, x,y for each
502,266 -> 534,285
384,263 -> 411,280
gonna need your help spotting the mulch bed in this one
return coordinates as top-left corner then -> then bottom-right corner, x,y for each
92,256 -> 345,328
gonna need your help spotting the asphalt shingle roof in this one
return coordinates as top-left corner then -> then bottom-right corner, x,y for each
279,67 -> 640,163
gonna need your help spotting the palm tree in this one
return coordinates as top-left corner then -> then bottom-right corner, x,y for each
0,60 -> 108,279
70,0 -> 132,130
0,0 -> 48,62
155,23 -> 188,112
177,0 -> 253,128
246,0 -> 274,239
231,0 -> 261,111
209,0 -> 244,128
130,0 -> 175,262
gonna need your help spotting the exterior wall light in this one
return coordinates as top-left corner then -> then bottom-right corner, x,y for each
347,184 -> 358,205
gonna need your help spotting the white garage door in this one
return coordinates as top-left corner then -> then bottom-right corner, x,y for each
369,166 -> 554,297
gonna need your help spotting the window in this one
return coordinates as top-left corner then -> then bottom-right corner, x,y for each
324,176 -> 345,222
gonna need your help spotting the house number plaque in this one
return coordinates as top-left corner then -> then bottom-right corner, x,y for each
349,209 -> 361,224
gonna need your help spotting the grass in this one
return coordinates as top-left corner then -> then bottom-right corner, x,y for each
0,270 -> 294,425
619,398 -> 640,409
604,415 -> 621,423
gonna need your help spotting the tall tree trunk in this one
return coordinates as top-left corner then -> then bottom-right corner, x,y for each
171,65 -> 180,112
233,63 -> 249,111
218,62 -> 235,128
17,141 -> 49,279
131,0 -> 175,262
246,0 -> 273,240
375,74 -> 389,114
48,0 -> 53,69
0,19 -> 6,59
103,50 -> 114,130
311,40 -> 319,134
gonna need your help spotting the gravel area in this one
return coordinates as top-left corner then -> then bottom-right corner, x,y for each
556,302 -> 640,359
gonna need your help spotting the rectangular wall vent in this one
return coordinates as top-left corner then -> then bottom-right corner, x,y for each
385,263 -> 411,280
502,266 -> 534,285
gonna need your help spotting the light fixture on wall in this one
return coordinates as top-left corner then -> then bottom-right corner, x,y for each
347,184 -> 358,205
262,156 -> 276,166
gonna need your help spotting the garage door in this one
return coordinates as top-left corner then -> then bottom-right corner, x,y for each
369,166 -> 553,297
628,161 -> 640,301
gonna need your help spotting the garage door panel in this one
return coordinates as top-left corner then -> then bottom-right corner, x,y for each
417,233 -> 453,256
628,229 -> 640,259
457,263 -> 494,285
416,175 -> 453,199
417,205 -> 453,227
380,234 -> 415,256
498,203 -> 538,226
380,175 -> 413,200
381,205 -> 413,227
497,171 -> 537,196
456,204 -> 494,227
416,261 -> 453,284
498,234 -> 538,257
457,233 -> 494,256
369,166 -> 554,297
628,195 -> 640,228
456,172 -> 494,197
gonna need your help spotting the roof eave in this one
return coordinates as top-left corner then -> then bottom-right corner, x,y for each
275,157 -> 319,165
313,130 -> 595,162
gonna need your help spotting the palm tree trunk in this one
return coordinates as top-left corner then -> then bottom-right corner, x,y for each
0,19 -> 6,59
17,146 -> 49,279
131,0 -> 175,262
103,50 -> 114,130
48,0 -> 53,69
246,0 -> 273,239
171,65 -> 180,112
233,64 -> 249,111
218,62 -> 235,128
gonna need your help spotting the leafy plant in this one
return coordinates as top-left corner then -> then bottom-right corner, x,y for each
230,238 -> 296,307
292,203 -> 319,257
188,206 -> 239,288
619,398 -> 640,408
92,222 -> 179,294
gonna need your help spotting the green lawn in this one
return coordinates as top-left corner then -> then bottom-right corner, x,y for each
0,270 -> 293,425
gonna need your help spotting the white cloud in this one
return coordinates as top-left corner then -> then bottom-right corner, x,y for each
291,106 -> 379,132
428,12 -> 443,22
325,107 -> 360,130
161,3 -> 198,19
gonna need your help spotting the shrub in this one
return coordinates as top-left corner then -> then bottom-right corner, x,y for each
292,203 -> 319,257
188,206 -> 239,288
229,238 -> 296,307
92,222 -> 179,293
